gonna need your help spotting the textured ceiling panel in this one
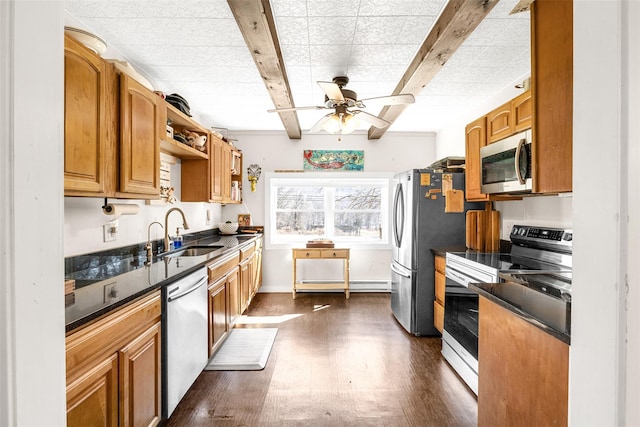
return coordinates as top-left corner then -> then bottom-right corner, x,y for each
64,0 -> 531,133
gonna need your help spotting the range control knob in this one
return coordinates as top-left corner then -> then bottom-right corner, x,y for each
563,233 -> 573,241
519,228 -> 527,236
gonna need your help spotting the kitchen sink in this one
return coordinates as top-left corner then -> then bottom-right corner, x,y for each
165,245 -> 224,258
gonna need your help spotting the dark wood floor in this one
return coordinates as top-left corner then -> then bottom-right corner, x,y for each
168,292 -> 477,426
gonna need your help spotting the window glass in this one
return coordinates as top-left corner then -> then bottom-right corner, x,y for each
268,175 -> 390,247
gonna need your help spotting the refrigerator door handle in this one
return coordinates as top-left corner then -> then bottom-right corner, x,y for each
393,183 -> 404,248
391,263 -> 411,278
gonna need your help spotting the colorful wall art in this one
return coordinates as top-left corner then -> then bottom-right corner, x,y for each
303,150 -> 364,171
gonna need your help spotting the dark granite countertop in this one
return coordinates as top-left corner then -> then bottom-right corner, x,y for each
430,246 -> 468,257
64,233 -> 261,333
470,281 -> 571,344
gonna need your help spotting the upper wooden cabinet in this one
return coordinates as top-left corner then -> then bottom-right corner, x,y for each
531,0 -> 573,194
117,74 -> 161,197
464,0 -> 572,197
486,91 -> 532,144
465,116 -> 490,202
64,35 -> 162,199
161,103 -> 209,160
64,35 -> 112,196
181,135 -> 235,203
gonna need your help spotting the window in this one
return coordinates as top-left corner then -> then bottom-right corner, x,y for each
267,173 -> 391,247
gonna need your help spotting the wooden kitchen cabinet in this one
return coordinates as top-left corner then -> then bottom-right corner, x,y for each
486,100 -> 513,143
64,34 -> 113,196
117,74 -> 161,198
181,133 -> 224,203
66,291 -> 161,427
478,296 -> 568,427
239,243 -> 256,313
433,255 -> 446,333
207,251 -> 240,356
64,34 -> 163,199
486,91 -> 532,144
530,0 -> 573,194
465,116 -> 490,202
252,236 -> 263,296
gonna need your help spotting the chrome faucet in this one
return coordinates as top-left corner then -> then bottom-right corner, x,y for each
164,207 -> 190,252
145,221 -> 163,264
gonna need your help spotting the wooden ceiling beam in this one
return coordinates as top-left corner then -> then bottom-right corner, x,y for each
367,0 -> 499,139
227,0 -> 301,139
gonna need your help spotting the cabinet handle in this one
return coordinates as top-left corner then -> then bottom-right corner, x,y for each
332,252 -> 336,257
305,252 -> 310,257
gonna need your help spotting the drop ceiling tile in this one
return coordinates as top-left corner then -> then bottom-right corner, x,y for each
271,0 -> 307,17
66,1 -> 233,19
350,44 -> 416,66
307,16 -> 358,45
397,16 -> 437,45
281,45 -> 311,67
358,0 -> 447,16
306,0 -> 360,17
353,16 -> 408,45
275,17 -> 309,45
309,44 -> 351,66
346,65 -> 406,82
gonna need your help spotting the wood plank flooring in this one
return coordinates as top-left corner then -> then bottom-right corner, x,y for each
167,292 -> 477,426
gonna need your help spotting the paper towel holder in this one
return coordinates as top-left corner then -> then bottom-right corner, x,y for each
102,198 -> 140,217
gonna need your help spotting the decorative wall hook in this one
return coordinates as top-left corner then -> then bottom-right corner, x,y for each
247,164 -> 262,192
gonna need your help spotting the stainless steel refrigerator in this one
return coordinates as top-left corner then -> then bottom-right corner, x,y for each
391,169 -> 481,336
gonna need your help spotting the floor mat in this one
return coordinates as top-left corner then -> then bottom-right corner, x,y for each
204,328 -> 278,371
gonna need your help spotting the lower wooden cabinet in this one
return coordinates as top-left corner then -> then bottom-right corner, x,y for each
434,255 -> 446,333
478,296 -> 568,427
65,291 -> 161,427
207,251 -> 240,356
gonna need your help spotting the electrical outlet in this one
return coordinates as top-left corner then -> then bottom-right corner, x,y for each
205,209 -> 212,226
103,220 -> 118,242
103,282 -> 118,303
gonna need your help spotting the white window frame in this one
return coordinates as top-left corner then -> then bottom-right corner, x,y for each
265,172 -> 393,250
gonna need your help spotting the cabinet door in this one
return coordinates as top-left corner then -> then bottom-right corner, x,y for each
208,277 -> 228,356
512,90 -> 532,132
465,116 -> 489,201
222,143 -> 232,202
486,101 -> 512,143
531,0 -> 573,194
67,354 -> 119,427
119,74 -> 160,197
64,35 -> 111,196
118,322 -> 161,427
251,247 -> 262,296
210,136 -> 223,202
226,267 -> 241,327
239,257 -> 252,313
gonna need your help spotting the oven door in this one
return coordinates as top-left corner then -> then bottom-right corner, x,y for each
443,280 -> 479,361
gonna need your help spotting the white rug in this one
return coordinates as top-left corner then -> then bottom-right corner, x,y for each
205,328 -> 278,371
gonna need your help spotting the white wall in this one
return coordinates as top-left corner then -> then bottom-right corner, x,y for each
225,131 -> 436,292
1,1 -> 67,426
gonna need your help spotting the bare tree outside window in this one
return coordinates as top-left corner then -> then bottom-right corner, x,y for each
271,179 -> 389,244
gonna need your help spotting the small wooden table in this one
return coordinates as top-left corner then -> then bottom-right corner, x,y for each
292,248 -> 350,299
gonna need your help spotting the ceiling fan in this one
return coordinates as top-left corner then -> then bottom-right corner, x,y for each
267,76 -> 415,135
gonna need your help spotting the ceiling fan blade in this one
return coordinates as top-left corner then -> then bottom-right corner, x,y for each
317,81 -> 345,102
308,114 -> 333,133
267,105 -> 329,113
358,93 -> 416,107
353,110 -> 390,129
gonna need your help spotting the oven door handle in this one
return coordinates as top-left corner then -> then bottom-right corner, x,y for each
445,269 -> 473,287
391,263 -> 411,278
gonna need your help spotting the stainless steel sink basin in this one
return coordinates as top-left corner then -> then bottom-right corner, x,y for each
166,245 -> 224,258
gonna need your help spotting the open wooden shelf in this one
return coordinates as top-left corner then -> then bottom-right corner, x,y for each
160,138 -> 208,159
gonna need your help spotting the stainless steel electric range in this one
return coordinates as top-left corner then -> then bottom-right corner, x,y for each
442,225 -> 573,395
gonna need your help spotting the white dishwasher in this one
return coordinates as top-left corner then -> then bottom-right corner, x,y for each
162,267 -> 208,419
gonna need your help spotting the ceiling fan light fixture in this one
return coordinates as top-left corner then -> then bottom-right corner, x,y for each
322,112 -> 359,135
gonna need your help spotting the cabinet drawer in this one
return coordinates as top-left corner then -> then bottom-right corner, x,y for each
208,251 -> 240,283
321,249 -> 348,259
296,250 -> 321,258
435,271 -> 445,305
239,243 -> 255,261
434,301 -> 444,333
434,255 -> 445,273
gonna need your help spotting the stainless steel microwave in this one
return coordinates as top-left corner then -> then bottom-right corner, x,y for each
480,130 -> 532,194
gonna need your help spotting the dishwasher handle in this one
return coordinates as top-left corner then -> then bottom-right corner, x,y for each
391,263 -> 411,278
168,276 -> 207,302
